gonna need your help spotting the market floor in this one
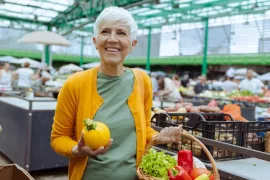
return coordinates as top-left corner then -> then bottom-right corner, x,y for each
0,152 -> 68,180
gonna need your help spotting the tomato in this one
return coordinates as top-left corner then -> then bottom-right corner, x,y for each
83,119 -> 110,150
189,168 -> 214,180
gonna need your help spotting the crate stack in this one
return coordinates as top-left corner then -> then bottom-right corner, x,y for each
151,111 -> 270,162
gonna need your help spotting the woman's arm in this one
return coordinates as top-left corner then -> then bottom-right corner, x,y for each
141,72 -> 159,143
50,77 -> 78,157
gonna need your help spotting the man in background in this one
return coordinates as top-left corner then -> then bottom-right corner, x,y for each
239,69 -> 266,94
0,62 -> 13,90
13,62 -> 35,93
151,72 -> 159,96
156,76 -> 182,102
223,75 -> 238,93
194,75 -> 208,94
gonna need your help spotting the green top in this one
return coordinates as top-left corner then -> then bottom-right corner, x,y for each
82,68 -> 137,180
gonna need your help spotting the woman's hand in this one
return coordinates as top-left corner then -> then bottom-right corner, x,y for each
72,133 -> 113,157
154,126 -> 182,143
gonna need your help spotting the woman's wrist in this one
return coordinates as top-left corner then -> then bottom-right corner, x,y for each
152,134 -> 159,140
71,145 -> 78,157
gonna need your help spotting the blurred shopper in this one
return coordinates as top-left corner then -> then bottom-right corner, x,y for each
194,75 -> 208,94
172,74 -> 181,88
222,76 -> 238,93
36,66 -> 52,86
0,62 -> 13,90
13,62 -> 35,92
239,69 -> 266,94
181,74 -> 189,87
156,75 -> 182,102
51,7 -> 181,180
210,78 -> 223,91
151,72 -> 159,96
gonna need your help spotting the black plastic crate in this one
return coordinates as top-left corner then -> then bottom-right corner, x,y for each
151,112 -> 244,162
242,121 -> 270,151
151,112 -> 234,128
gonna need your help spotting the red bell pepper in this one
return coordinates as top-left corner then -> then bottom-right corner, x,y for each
168,166 -> 192,180
178,150 -> 193,174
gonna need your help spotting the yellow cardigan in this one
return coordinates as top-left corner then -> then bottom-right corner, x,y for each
50,67 -> 158,180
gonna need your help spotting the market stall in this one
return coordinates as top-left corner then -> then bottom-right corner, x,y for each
152,124 -> 270,180
0,95 -> 68,172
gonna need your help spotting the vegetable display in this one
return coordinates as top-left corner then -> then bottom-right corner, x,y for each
163,103 -> 221,114
139,148 -> 177,180
82,118 -> 110,150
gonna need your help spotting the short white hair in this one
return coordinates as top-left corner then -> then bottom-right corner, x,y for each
93,6 -> 138,41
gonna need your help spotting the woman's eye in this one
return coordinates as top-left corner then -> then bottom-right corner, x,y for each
118,32 -> 126,35
101,30 -> 109,34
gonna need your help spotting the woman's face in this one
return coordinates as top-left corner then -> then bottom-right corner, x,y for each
93,22 -> 137,66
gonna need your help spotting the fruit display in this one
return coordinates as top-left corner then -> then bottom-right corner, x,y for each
162,103 -> 221,114
198,91 -> 227,99
196,90 -> 270,104
82,118 -> 111,150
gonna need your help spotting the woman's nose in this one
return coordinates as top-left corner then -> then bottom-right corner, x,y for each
108,32 -> 118,42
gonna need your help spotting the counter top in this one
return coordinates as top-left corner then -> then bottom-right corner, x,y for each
206,158 -> 270,180
0,97 -> 56,110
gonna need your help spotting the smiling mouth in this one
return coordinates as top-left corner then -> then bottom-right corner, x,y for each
106,48 -> 120,52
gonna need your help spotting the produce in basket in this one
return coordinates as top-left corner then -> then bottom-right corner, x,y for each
177,150 -> 193,174
190,168 -> 214,180
168,166 -> 192,180
139,148 -> 177,180
82,118 -> 110,150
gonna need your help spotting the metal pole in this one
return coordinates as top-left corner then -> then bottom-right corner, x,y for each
146,27 -> 152,72
202,18 -> 209,75
45,26 -> 51,66
80,36 -> 84,67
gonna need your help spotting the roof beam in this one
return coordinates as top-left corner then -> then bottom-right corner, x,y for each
53,0 -> 156,35
0,14 -> 48,26
138,6 -> 268,30
38,0 -> 70,7
0,8 -> 54,19
136,0 -> 245,19
4,2 -> 62,13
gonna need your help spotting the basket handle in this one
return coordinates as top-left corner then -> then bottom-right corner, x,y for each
142,131 -> 220,180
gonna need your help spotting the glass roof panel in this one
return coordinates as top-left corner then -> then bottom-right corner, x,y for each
194,0 -> 219,4
153,3 -> 170,9
179,4 -> 191,8
38,16 -> 53,22
0,0 -> 270,35
1,0 -> 72,23
129,8 -> 149,14
139,9 -> 161,16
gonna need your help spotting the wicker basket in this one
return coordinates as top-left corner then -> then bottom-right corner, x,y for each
265,132 -> 270,153
137,131 -> 220,180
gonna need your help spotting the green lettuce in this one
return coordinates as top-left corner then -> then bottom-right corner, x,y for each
139,148 -> 177,180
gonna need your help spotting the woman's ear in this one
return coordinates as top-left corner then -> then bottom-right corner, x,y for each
93,37 -> 98,50
130,40 -> 137,52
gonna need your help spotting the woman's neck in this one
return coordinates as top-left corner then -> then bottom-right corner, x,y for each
98,63 -> 125,77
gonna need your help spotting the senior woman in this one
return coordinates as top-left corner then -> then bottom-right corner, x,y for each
51,6 -> 181,180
